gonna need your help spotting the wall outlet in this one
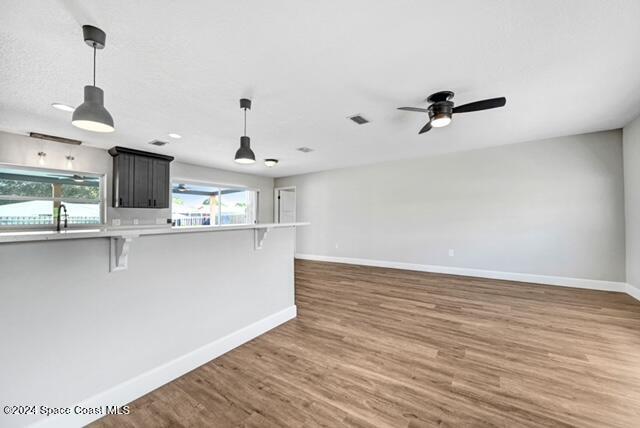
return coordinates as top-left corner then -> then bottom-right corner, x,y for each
133,218 -> 139,225
111,219 -> 121,227
335,243 -> 339,249
448,249 -> 455,257
156,218 -> 166,225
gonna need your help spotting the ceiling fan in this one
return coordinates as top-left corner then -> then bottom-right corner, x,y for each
398,91 -> 506,134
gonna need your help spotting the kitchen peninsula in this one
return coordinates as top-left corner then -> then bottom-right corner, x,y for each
0,131 -> 307,427
0,221 -> 306,427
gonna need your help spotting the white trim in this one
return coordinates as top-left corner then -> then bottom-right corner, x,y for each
31,305 -> 297,428
170,177 -> 259,193
295,253 -> 627,292
626,283 -> 640,302
0,161 -> 105,178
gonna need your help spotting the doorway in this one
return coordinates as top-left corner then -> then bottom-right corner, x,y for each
274,187 -> 296,223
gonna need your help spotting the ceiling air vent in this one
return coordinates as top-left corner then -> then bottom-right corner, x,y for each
149,140 -> 169,147
348,114 -> 369,125
296,147 -> 314,153
29,132 -> 81,145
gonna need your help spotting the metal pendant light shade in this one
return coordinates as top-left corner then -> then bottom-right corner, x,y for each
72,25 -> 115,133
234,99 -> 256,164
72,85 -> 114,133
235,136 -> 256,164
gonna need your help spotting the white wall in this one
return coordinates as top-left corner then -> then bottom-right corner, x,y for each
276,130 -> 626,282
0,131 -> 274,225
623,116 -> 640,289
0,228 -> 295,427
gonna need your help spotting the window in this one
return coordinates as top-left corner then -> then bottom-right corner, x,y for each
171,182 -> 257,227
0,166 -> 104,228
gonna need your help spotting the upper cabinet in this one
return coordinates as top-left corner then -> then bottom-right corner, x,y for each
108,146 -> 174,209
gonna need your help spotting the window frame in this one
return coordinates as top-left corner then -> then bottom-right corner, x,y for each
171,178 -> 259,228
0,163 -> 107,230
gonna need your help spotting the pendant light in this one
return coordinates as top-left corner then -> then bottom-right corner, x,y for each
72,25 -> 114,133
234,98 -> 256,164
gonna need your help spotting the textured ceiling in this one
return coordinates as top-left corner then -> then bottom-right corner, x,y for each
1,0 -> 640,178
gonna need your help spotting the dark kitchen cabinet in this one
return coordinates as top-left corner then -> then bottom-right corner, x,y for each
113,153 -> 135,208
108,146 -> 174,208
133,155 -> 152,207
152,159 -> 170,208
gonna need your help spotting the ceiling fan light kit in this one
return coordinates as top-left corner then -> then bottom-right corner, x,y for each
71,25 -> 115,133
398,91 -> 506,134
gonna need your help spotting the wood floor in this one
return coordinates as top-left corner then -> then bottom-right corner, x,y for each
93,260 -> 640,427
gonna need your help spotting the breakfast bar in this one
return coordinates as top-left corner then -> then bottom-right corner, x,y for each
0,222 -> 306,427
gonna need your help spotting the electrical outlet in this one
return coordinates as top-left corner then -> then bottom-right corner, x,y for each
133,218 -> 139,225
156,218 -> 166,225
448,249 -> 455,257
335,243 -> 339,249
111,219 -> 121,227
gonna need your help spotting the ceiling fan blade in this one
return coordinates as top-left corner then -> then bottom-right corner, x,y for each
419,122 -> 432,134
398,107 -> 429,113
452,97 -> 506,114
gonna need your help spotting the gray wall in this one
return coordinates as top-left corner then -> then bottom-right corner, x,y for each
276,130 -> 626,281
623,116 -> 640,288
0,131 -> 275,225
0,227 -> 295,427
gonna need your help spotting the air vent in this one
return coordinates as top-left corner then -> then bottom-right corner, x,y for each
29,132 -> 81,145
348,115 -> 369,125
296,147 -> 314,153
149,140 -> 169,147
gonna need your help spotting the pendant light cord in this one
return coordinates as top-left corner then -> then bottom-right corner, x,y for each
93,45 -> 96,86
244,108 -> 247,136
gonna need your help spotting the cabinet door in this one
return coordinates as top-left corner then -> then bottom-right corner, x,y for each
152,159 -> 170,208
113,154 -> 134,207
133,155 -> 153,208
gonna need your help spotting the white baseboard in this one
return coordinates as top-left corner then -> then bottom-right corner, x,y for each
295,253 -> 628,293
627,283 -> 640,302
31,305 -> 297,428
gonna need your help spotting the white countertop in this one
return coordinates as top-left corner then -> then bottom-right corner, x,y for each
0,222 -> 308,244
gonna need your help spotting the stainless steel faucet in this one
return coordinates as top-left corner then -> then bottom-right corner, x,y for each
56,203 -> 68,232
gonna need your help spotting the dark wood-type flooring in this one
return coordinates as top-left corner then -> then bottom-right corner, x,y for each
93,259 -> 640,427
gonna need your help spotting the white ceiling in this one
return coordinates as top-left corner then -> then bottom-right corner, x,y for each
1,0 -> 640,178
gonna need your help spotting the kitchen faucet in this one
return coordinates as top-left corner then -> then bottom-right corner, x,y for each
56,203 -> 68,232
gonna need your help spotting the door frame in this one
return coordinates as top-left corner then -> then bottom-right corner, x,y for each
274,186 -> 296,223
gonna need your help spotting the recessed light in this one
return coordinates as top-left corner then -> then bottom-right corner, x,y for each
168,133 -> 182,139
51,103 -> 75,112
296,147 -> 313,153
264,159 -> 278,167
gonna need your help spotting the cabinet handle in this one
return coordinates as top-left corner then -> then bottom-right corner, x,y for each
154,199 -> 157,207
148,199 -> 151,206
119,197 -> 123,206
